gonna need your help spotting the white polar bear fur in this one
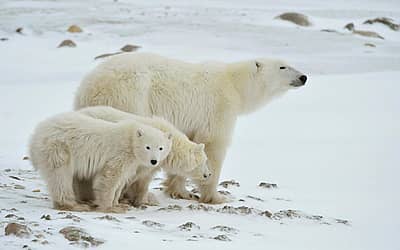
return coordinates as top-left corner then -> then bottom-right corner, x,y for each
77,106 -> 211,206
29,111 -> 172,212
74,52 -> 307,204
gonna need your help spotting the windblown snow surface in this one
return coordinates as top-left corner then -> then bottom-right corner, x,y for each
0,0 -> 399,249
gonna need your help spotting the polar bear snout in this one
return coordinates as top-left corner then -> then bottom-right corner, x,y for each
290,74 -> 307,87
299,75 -> 307,84
150,159 -> 158,166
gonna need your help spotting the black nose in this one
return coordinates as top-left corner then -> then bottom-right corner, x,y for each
299,75 -> 307,84
151,160 -> 157,165
203,173 -> 211,179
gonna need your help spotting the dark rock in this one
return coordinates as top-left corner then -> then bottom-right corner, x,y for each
59,226 -> 104,247
16,27 -> 23,34
213,234 -> 231,241
259,182 -> 277,189
67,25 -> 83,33
275,12 -> 312,26
363,17 -> 399,31
5,223 -> 32,238
22,156 -> 29,160
364,43 -> 376,47
158,204 -> 183,211
9,175 -> 21,180
0,38 -> 9,42
211,225 -> 238,234
94,52 -> 123,60
58,39 -> 76,48
142,220 -> 164,228
260,210 -> 273,218
120,44 -> 141,52
219,179 -> 240,188
96,215 -> 120,222
41,214 -> 51,220
178,222 -> 200,231
246,195 -> 264,202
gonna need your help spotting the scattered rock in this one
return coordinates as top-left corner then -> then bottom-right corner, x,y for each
67,25 -> 83,33
125,216 -> 136,220
213,234 -> 231,241
187,204 -> 215,212
364,43 -> 376,47
344,23 -> 384,39
363,17 -> 399,31
246,195 -> 264,202
158,204 -> 183,211
120,44 -> 141,52
211,225 -> 239,234
9,175 -> 21,180
32,189 -> 40,192
258,182 -> 277,189
336,219 -> 350,225
216,205 -> 256,215
14,184 -> 25,189
275,12 -> 312,26
219,179 -> 240,188
62,213 -> 81,222
58,39 -> 76,48
16,27 -> 23,34
41,214 -> 51,220
22,156 -> 29,160
260,210 -> 273,218
320,29 -> 338,33
272,209 -> 301,219
41,240 -> 49,245
5,213 -> 17,218
5,223 -> 32,238
0,37 -> 8,41
59,226 -> 104,247
142,220 -> 164,228
344,23 -> 355,31
94,52 -> 123,60
178,222 -> 200,231
353,30 -> 384,39
96,215 -> 120,222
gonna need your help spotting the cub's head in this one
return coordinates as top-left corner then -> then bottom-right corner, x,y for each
133,127 -> 172,167
164,140 -> 210,181
253,59 -> 307,90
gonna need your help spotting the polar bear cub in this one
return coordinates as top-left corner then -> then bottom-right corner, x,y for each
77,106 -> 211,205
29,111 -> 172,212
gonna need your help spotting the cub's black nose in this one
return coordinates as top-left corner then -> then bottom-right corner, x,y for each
299,75 -> 307,84
151,160 -> 158,165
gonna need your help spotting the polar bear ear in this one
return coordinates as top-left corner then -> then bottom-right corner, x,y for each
136,128 -> 144,137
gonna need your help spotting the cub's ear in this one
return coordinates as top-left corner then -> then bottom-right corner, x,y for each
255,61 -> 262,72
167,133 -> 173,140
197,143 -> 205,151
137,128 -> 144,137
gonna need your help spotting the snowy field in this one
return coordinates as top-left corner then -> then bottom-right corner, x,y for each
0,0 -> 399,249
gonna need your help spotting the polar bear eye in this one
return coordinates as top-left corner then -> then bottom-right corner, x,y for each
145,146 -> 151,150
159,147 -> 163,151
280,66 -> 286,69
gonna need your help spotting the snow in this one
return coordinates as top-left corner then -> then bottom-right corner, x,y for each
0,0 -> 399,249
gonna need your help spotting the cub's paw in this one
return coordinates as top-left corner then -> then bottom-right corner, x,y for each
168,190 -> 199,201
144,192 -> 160,206
199,192 -> 230,204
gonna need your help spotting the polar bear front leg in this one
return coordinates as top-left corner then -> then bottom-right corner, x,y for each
163,175 -> 199,200
197,141 -> 229,204
92,166 -> 128,213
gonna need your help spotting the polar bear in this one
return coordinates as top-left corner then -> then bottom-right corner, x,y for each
29,111 -> 172,212
74,53 -> 307,204
77,106 -> 211,206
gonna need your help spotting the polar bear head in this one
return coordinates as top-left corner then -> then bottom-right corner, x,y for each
230,59 -> 307,114
132,126 -> 172,167
163,139 -> 211,181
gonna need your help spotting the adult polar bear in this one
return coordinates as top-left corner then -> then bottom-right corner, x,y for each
74,53 -> 307,204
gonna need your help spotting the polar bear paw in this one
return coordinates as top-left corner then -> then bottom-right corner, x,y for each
143,192 -> 160,206
199,192 -> 229,204
167,189 -> 200,201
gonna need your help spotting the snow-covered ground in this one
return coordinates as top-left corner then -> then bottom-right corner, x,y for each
0,0 -> 399,249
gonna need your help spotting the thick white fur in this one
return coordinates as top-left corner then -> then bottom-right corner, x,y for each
74,53 -> 306,203
78,106 -> 210,206
29,111 -> 171,212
